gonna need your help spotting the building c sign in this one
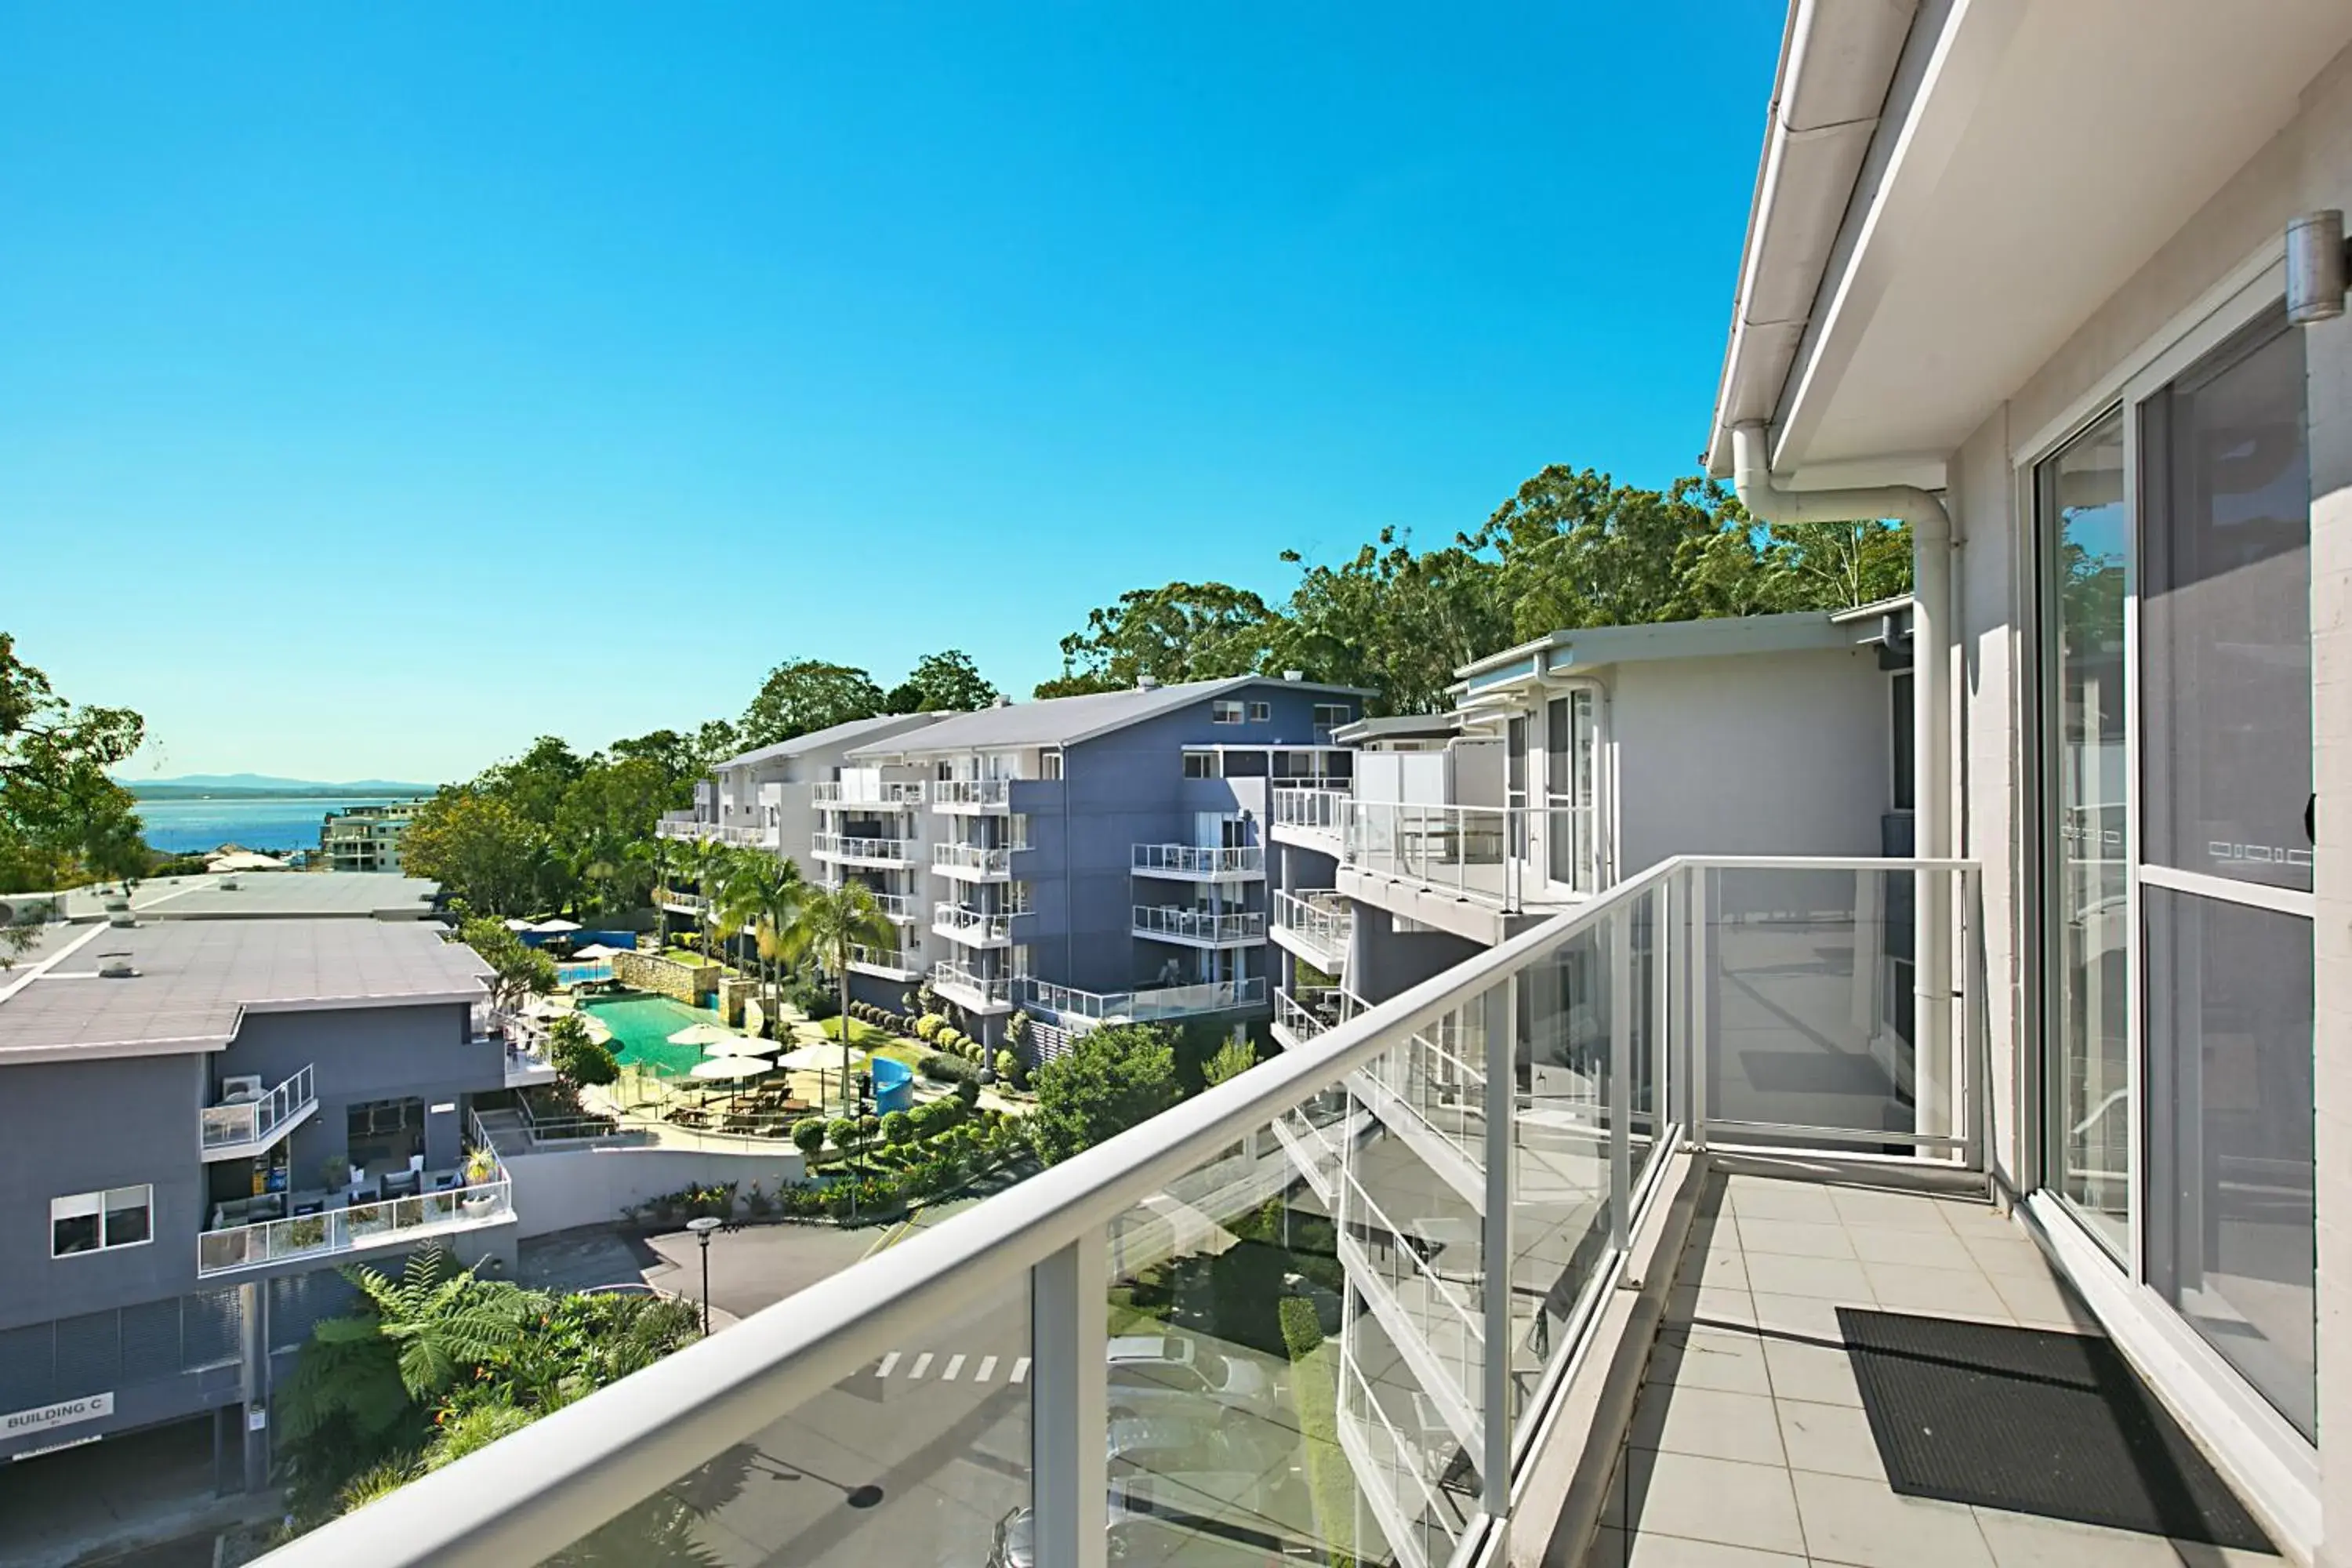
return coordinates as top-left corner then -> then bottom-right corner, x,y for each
3,1392 -> 113,1439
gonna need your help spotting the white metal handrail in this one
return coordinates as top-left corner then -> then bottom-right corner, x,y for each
1131,843 -> 1264,877
846,942 -> 918,973
811,833 -> 918,863
934,902 -> 1014,942
1024,974 -> 1269,1023
931,959 -> 1015,1005
859,890 -> 917,922
932,842 -> 1013,875
257,855 -> 1984,1568
201,1063 -> 315,1152
1271,786 -> 1348,832
934,779 -> 1014,808
1273,983 -> 1364,1044
1272,888 -> 1352,959
198,1174 -> 513,1278
814,780 -> 928,808
1130,905 -> 1266,943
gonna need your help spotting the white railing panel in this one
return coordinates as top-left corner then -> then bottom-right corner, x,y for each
1131,843 -> 1265,878
200,1062 -> 316,1153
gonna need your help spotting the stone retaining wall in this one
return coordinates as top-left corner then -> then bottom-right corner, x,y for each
612,949 -> 717,1001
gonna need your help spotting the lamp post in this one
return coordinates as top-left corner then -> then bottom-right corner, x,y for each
685,1215 -> 722,1336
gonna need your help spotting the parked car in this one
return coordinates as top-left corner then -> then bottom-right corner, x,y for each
1104,1332 -> 1281,1421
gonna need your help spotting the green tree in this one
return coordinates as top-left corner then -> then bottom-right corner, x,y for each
0,636 -> 147,942
1027,1022 -> 1182,1163
901,649 -> 999,713
719,854 -> 805,1028
1201,1036 -> 1257,1087
739,659 -> 886,747
458,916 -> 557,1014
556,757 -> 672,915
776,882 -> 896,1114
546,1012 -> 619,1088
404,791 -> 543,916
1047,582 -> 1277,692
1761,519 -> 1914,610
1269,529 -> 1508,715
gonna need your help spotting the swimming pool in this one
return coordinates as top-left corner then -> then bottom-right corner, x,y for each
579,991 -> 727,1078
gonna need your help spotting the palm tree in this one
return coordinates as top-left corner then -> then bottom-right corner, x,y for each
681,837 -> 728,961
779,881 -> 896,1114
720,855 -> 804,1032
649,837 -> 678,948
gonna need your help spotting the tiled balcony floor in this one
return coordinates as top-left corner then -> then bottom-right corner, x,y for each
1588,1170 -> 2278,1568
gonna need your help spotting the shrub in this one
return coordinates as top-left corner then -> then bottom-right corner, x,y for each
915,1014 -> 944,1042
920,1054 -> 977,1084
1279,1295 -> 1325,1358
881,1110 -> 913,1146
825,1116 -> 857,1156
955,1078 -> 982,1109
792,1119 -> 828,1158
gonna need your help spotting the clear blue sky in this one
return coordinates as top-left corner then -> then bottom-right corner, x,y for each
2,2 -> 1781,784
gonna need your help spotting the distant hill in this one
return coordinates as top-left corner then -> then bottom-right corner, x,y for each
118,773 -> 439,800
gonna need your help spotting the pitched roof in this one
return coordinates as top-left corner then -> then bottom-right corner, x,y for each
846,676 -> 1370,757
714,713 -> 946,770
0,917 -> 492,1064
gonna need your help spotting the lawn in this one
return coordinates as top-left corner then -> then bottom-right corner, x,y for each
815,1016 -> 911,1051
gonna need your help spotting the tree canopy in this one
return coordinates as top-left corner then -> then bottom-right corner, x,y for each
739,658 -> 887,748
1026,1022 -> 1183,1163
1,637 -> 147,946
891,649 -> 1000,713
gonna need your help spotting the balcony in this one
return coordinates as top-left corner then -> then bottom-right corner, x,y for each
199,1065 -> 318,1160
1130,904 -> 1265,948
199,1115 -> 514,1279
656,816 -> 772,848
931,778 -> 1013,812
1270,785 -> 1348,842
859,889 -> 920,924
933,902 -> 1016,948
1270,887 -> 1352,971
1341,800 -> 1599,935
815,780 -> 927,809
1024,973 -> 1268,1026
1271,982 -> 1363,1051
931,959 -> 1018,1014
932,841 -> 1014,880
253,856 -> 2110,1568
847,942 -> 922,981
655,886 -> 707,915
1131,843 -> 1265,880
811,833 -> 921,869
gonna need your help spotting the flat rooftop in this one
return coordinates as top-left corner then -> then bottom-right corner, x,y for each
0,917 -> 491,1064
45,872 -> 441,923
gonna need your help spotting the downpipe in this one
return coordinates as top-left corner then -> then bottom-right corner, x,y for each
1730,423 -> 1958,1151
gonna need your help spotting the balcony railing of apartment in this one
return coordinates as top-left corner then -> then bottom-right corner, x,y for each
1271,785 -> 1349,835
932,842 -> 1014,877
198,1112 -> 515,1280
1343,800 -> 1602,909
931,959 -> 1017,1010
811,833 -> 920,866
1129,905 -> 1266,946
655,886 -> 708,913
858,889 -> 919,923
933,902 -> 1015,946
199,1064 -> 318,1158
814,780 -> 928,808
1272,982 -> 1365,1049
261,856 -> 1984,1568
1131,843 -> 1265,879
1272,887 -> 1352,967
656,817 -> 771,847
932,778 -> 1014,811
1024,973 -> 1269,1025
847,943 -> 920,977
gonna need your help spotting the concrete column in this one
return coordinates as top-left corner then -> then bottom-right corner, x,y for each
1032,1235 -> 1109,1568
238,1281 -> 268,1490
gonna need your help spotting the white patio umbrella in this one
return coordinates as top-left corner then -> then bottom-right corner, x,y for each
666,1022 -> 739,1047
570,942 -> 624,961
702,1037 -> 773,1059
688,1051 -> 771,1109
532,917 -> 583,934
503,917 -> 535,932
772,1042 -> 869,1073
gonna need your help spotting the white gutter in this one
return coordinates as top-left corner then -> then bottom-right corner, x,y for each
1732,421 -> 1954,1138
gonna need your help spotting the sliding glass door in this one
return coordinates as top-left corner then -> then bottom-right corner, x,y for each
2035,298 -> 2317,1441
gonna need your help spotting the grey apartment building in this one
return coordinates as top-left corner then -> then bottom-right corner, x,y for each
0,909 -> 521,1490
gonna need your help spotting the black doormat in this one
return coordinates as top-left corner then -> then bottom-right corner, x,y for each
1836,1308 -> 2274,1552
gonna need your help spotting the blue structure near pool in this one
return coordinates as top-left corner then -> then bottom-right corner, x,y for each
873,1055 -> 913,1114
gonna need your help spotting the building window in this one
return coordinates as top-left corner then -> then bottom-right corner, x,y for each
53,1185 -> 153,1257
1247,700 -> 1270,723
1182,751 -> 1221,779
1040,750 -> 1063,780
1008,815 -> 1030,851
1314,702 -> 1352,731
1210,699 -> 1244,724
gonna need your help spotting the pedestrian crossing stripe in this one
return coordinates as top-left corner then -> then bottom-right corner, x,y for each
870,1351 -> 1030,1385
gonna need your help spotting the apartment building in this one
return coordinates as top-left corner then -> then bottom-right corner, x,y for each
315,801 -> 421,874
659,713 -> 949,855
267,8 -> 2349,1566
1269,603 -> 1913,1040
833,675 -> 1365,1049
0,913 -> 520,1492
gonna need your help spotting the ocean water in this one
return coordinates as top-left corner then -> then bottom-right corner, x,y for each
136,797 -> 416,855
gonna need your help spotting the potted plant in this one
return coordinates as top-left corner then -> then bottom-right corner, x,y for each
459,1147 -> 500,1216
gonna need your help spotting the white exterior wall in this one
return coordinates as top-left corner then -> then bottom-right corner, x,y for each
1934,40 -> 2352,1557
1609,647 -> 1893,877
505,1145 -> 805,1238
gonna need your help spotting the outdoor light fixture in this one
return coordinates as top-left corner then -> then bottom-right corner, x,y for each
2285,210 -> 2348,325
685,1215 -> 723,1335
